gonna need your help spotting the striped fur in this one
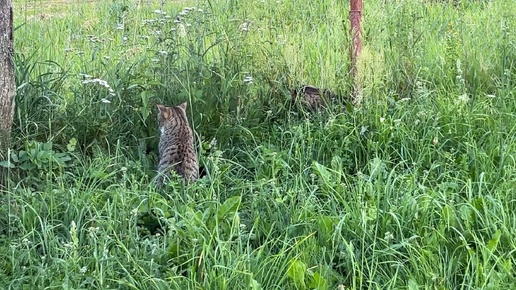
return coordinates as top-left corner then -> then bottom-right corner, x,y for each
290,85 -> 337,111
156,102 -> 198,186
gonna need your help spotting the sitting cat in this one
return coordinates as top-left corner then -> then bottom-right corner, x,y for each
156,102 -> 198,186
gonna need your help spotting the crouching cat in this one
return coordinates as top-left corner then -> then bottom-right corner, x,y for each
156,102 -> 198,186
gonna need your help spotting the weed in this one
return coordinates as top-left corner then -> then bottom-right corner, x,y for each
2,0 -> 515,289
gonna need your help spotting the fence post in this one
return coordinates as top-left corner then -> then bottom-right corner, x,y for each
0,0 -> 14,189
350,0 -> 363,105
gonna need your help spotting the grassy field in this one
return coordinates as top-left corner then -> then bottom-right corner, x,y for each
1,0 -> 516,288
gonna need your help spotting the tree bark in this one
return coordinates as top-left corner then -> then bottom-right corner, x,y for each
0,0 -> 14,188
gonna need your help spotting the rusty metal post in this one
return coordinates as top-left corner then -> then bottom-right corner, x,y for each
350,0 -> 362,105
0,0 -> 14,189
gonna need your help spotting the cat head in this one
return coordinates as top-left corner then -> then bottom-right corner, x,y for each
156,102 -> 188,133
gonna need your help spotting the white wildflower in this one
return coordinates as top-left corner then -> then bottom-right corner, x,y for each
88,226 -> 100,238
240,21 -> 250,32
360,125 -> 368,135
458,93 -> 469,103
384,231 -> 394,241
243,75 -> 253,84
83,78 -> 111,89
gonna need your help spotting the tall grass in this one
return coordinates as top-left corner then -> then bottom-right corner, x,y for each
1,0 -> 515,289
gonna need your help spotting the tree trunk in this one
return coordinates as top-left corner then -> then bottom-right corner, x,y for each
0,0 -> 14,188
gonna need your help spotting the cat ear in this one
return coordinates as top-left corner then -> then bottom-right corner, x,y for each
178,102 -> 187,110
157,104 -> 170,119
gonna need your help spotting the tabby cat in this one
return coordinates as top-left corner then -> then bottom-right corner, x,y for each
290,85 -> 338,111
156,102 -> 198,186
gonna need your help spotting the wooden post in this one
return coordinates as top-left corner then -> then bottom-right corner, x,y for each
0,0 -> 14,188
350,0 -> 362,105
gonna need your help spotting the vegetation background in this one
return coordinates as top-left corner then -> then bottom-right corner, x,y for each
1,0 -> 515,289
